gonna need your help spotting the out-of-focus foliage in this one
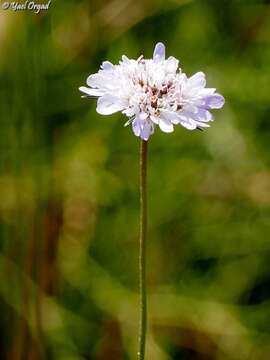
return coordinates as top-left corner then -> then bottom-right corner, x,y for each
1,0 -> 270,359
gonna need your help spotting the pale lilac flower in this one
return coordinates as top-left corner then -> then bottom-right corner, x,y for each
79,43 -> 224,141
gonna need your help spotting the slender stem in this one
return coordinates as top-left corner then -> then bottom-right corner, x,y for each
138,140 -> 148,360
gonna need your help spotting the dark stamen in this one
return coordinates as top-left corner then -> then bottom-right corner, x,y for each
152,86 -> 158,95
151,96 -> 158,109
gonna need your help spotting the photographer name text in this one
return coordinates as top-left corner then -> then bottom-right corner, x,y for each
2,1 -> 52,14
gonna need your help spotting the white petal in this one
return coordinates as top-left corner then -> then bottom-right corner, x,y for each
150,115 -> 159,125
204,94 -> 225,109
188,72 -> 206,88
152,69 -> 166,87
195,121 -> 210,128
87,73 -> 104,88
153,42 -> 165,61
180,120 -> 197,130
181,105 -> 198,115
122,107 -> 135,117
97,95 -> 125,115
199,88 -> 216,95
178,73 -> 187,82
179,110 -> 211,128
166,56 -> 179,73
101,61 -> 114,70
161,110 -> 180,125
195,109 -> 213,122
132,118 -> 141,137
79,86 -> 103,97
122,55 -> 130,64
177,113 -> 197,130
139,112 -> 148,120
159,117 -> 174,133
141,122 -> 153,140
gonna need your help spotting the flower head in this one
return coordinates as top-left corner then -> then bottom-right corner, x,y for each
80,43 -> 225,140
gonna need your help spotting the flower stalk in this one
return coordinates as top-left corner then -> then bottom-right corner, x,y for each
79,42 -> 225,360
138,139 -> 148,360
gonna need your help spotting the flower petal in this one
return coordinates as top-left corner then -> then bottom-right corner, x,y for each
132,118 -> 141,136
160,110 -> 180,125
132,117 -> 154,140
79,86 -> 104,97
122,107 -> 135,117
153,42 -> 165,61
188,72 -> 206,88
177,113 -> 197,130
141,122 -> 154,140
204,94 -> 225,109
87,74 -> 104,88
97,95 -> 125,115
195,121 -> 210,128
150,115 -> 159,124
139,112 -> 148,120
121,55 -> 130,64
180,120 -> 197,130
166,56 -> 179,73
199,88 -> 216,96
195,108 -> 213,122
101,61 -> 114,70
159,117 -> 174,133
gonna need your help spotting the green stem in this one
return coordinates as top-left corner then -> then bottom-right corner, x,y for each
138,140 -> 148,360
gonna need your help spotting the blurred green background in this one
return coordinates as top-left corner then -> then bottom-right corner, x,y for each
1,0 -> 270,359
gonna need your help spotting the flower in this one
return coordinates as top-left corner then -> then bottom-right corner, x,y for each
79,42 -> 225,141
